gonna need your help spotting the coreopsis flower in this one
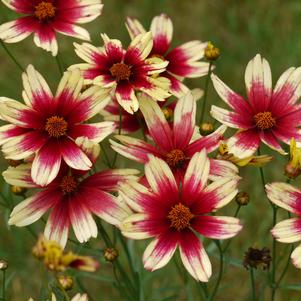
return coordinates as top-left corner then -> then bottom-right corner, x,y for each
111,92 -> 238,182
243,247 -> 271,270
0,0 -> 103,56
32,235 -> 99,272
69,32 -> 170,114
285,138 -> 301,178
126,14 -> 209,96
120,150 -> 242,281
266,182 -> 301,269
211,54 -> 301,158
0,65 -> 114,186
4,138 -> 138,247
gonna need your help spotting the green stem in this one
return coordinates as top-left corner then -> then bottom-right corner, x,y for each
112,105 -> 123,167
199,62 -> 213,124
135,112 -> 147,142
271,206 -> 278,301
275,246 -> 293,288
1,270 -> 5,301
100,143 -> 112,168
55,54 -> 64,76
76,278 -> 95,301
208,241 -> 223,301
250,268 -> 256,301
0,41 -> 24,72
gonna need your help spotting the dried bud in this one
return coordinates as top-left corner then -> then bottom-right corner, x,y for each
199,122 -> 214,136
243,247 -> 271,270
7,159 -> 23,167
11,185 -> 27,196
0,260 -> 8,270
235,192 -> 249,206
284,162 -> 301,179
57,275 -> 74,291
103,248 -> 119,262
204,42 -> 220,61
161,107 -> 173,122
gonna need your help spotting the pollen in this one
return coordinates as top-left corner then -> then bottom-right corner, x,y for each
165,149 -> 186,169
60,175 -> 78,194
167,203 -> 194,231
110,63 -> 132,82
254,111 -> 276,130
45,116 -> 68,138
34,1 -> 56,21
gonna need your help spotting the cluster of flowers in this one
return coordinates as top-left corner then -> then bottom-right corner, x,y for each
1,0 -> 301,297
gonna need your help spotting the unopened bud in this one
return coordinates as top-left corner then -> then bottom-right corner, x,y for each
235,191 -> 249,206
57,275 -> 74,291
204,42 -> 220,61
11,185 -> 27,196
199,122 -> 214,136
103,248 -> 119,262
161,107 -> 173,122
284,162 -> 301,179
0,260 -> 8,270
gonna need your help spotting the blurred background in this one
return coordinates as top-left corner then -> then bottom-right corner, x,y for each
0,0 -> 301,300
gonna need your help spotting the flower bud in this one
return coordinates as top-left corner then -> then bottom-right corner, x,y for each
235,191 -> 249,206
103,248 -> 119,262
57,275 -> 74,291
0,260 -> 8,270
199,122 -> 214,136
284,162 -> 301,179
204,42 -> 220,61
243,247 -> 271,270
11,185 -> 27,196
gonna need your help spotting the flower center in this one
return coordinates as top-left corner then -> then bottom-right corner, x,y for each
34,1 -> 56,20
109,63 -> 132,82
167,203 -> 194,231
254,111 -> 276,130
45,116 -> 68,138
60,175 -> 78,194
165,149 -> 186,169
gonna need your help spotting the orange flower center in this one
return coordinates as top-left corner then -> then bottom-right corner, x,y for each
60,175 -> 78,194
167,203 -> 194,231
110,63 -> 132,82
45,116 -> 68,138
165,149 -> 186,168
254,111 -> 276,130
34,1 -> 56,20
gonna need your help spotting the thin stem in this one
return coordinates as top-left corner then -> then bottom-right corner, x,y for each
0,41 -> 24,72
271,206 -> 278,301
199,62 -> 213,124
275,246 -> 293,287
135,112 -> 147,142
55,54 -> 64,76
1,270 -> 5,301
208,241 -> 223,301
100,143 -> 112,168
76,278 -> 95,301
250,268 -> 256,301
112,105 -> 123,167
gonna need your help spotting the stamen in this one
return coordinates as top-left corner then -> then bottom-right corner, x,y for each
167,203 -> 194,231
34,1 -> 56,21
110,63 -> 131,82
45,116 -> 68,138
254,111 -> 276,130
165,149 -> 186,169
60,175 -> 78,194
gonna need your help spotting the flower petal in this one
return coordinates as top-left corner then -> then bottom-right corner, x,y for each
271,218 -> 301,243
33,25 -> 58,56
3,164 -> 37,188
291,244 -> 301,269
125,17 -> 146,40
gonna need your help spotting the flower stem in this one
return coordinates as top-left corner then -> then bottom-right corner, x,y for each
199,62 -> 213,124
275,245 -> 293,288
112,105 -> 123,167
208,240 -> 223,301
271,206 -> 278,301
1,270 -> 5,301
1,41 -> 24,72
100,143 -> 112,168
250,268 -> 256,301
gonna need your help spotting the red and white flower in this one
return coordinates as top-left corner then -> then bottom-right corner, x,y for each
211,54 -> 301,158
69,32 -> 170,114
111,92 -> 237,182
119,150 -> 242,281
126,14 -> 209,97
266,182 -> 301,269
4,137 -> 138,248
0,65 -> 114,186
0,0 -> 103,56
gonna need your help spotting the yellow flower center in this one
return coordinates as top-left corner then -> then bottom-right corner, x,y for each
60,175 -> 78,194
167,203 -> 194,231
254,111 -> 276,130
165,149 -> 186,168
45,116 -> 68,138
34,1 -> 56,20
110,63 -> 132,82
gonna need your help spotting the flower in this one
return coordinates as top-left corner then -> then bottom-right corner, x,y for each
243,247 -> 271,270
126,14 -> 209,97
32,235 -> 99,272
69,32 -> 170,114
119,150 -> 242,282
210,53 -> 301,158
111,92 -> 238,182
0,65 -> 114,186
103,248 -> 119,262
0,0 -> 103,56
4,138 -> 138,247
204,42 -> 220,61
266,182 -> 301,268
